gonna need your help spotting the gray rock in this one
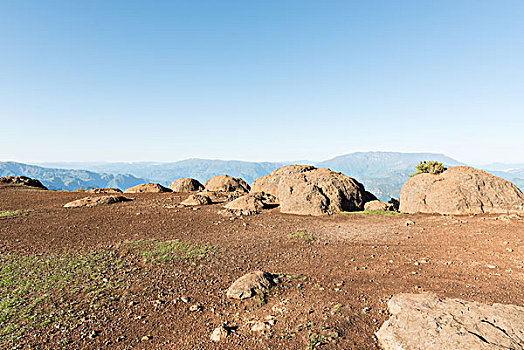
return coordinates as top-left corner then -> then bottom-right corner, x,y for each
376,292 -> 524,349
226,271 -> 276,300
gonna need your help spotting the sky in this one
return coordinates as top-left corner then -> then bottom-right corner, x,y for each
1,1 -> 523,164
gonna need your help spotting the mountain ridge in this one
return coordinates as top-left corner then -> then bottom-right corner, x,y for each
3,152 -> 523,200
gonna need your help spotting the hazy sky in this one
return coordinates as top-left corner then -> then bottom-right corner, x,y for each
1,1 -> 523,164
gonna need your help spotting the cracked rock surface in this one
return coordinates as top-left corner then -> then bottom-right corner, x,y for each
376,292 -> 524,350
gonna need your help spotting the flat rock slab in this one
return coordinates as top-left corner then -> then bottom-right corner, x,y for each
226,271 -> 276,300
376,292 -> 524,350
64,196 -> 132,208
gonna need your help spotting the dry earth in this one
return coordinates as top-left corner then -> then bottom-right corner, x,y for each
0,185 -> 523,349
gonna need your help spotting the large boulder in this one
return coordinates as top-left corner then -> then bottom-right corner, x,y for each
251,165 -> 315,198
276,167 -> 376,216
226,271 -> 277,300
124,183 -> 171,194
222,192 -> 277,215
204,175 -> 250,193
0,176 -> 47,190
86,188 -> 122,194
399,166 -> 524,214
169,178 -> 204,192
64,195 -> 132,208
376,292 -> 524,350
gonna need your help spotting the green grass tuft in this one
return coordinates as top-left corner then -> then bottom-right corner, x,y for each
139,239 -> 215,263
0,210 -> 25,218
288,229 -> 315,242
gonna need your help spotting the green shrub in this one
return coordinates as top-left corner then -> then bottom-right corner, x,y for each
410,161 -> 446,177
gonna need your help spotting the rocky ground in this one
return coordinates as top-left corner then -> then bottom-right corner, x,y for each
0,185 -> 523,349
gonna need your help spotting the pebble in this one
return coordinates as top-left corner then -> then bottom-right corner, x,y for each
189,304 -> 202,312
210,326 -> 229,342
141,335 -> 152,341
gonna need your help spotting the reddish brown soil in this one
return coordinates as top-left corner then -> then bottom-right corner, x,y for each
1,185 -> 523,349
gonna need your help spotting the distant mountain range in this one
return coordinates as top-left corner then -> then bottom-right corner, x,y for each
2,152 -> 523,200
0,162 -> 146,191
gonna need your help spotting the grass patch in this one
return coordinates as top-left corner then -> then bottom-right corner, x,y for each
0,239 -> 216,347
0,210 -> 25,218
0,250 -> 122,346
288,229 -> 315,242
139,239 -> 215,263
340,210 -> 400,216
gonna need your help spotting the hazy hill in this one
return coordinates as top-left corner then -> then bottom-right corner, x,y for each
0,162 -> 146,191
317,152 -> 465,199
5,152 -> 522,200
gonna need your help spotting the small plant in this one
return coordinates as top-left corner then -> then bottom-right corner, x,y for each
307,331 -> 329,349
288,229 -> 314,242
0,210 -> 26,218
410,161 -> 446,177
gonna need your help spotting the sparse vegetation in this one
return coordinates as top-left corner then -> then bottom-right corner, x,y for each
340,210 -> 400,216
139,239 -> 215,263
410,160 -> 446,177
0,210 -> 25,218
0,250 -> 123,346
288,229 -> 315,242
0,239 -> 216,347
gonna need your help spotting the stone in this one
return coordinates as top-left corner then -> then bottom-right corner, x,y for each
124,183 -> 171,193
86,188 -> 122,194
400,166 -> 524,214
251,165 -> 315,198
168,178 -> 204,192
226,271 -> 276,300
376,292 -> 524,350
180,193 -> 213,206
0,176 -> 47,190
210,326 -> 229,342
364,200 -> 395,211
64,196 -> 132,208
222,192 -> 277,215
204,175 -> 250,193
251,321 -> 270,333
277,168 -> 376,216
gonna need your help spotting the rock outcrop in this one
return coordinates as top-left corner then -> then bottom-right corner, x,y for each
169,178 -> 204,192
124,183 -> 171,194
251,165 -> 376,215
64,195 -> 132,208
277,167 -> 376,216
251,165 -> 315,198
86,188 -> 123,194
400,166 -> 524,214
0,176 -> 47,190
222,192 -> 277,215
364,200 -> 395,212
226,271 -> 277,300
376,292 -> 524,350
181,193 -> 213,206
204,175 -> 250,193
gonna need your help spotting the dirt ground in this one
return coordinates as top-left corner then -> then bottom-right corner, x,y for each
0,185 -> 523,349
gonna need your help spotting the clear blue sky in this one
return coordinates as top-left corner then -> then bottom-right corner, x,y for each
1,1 -> 523,164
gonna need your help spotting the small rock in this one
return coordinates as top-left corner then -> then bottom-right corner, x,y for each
210,326 -> 229,342
251,321 -> 270,333
189,304 -> 202,312
141,335 -> 152,341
